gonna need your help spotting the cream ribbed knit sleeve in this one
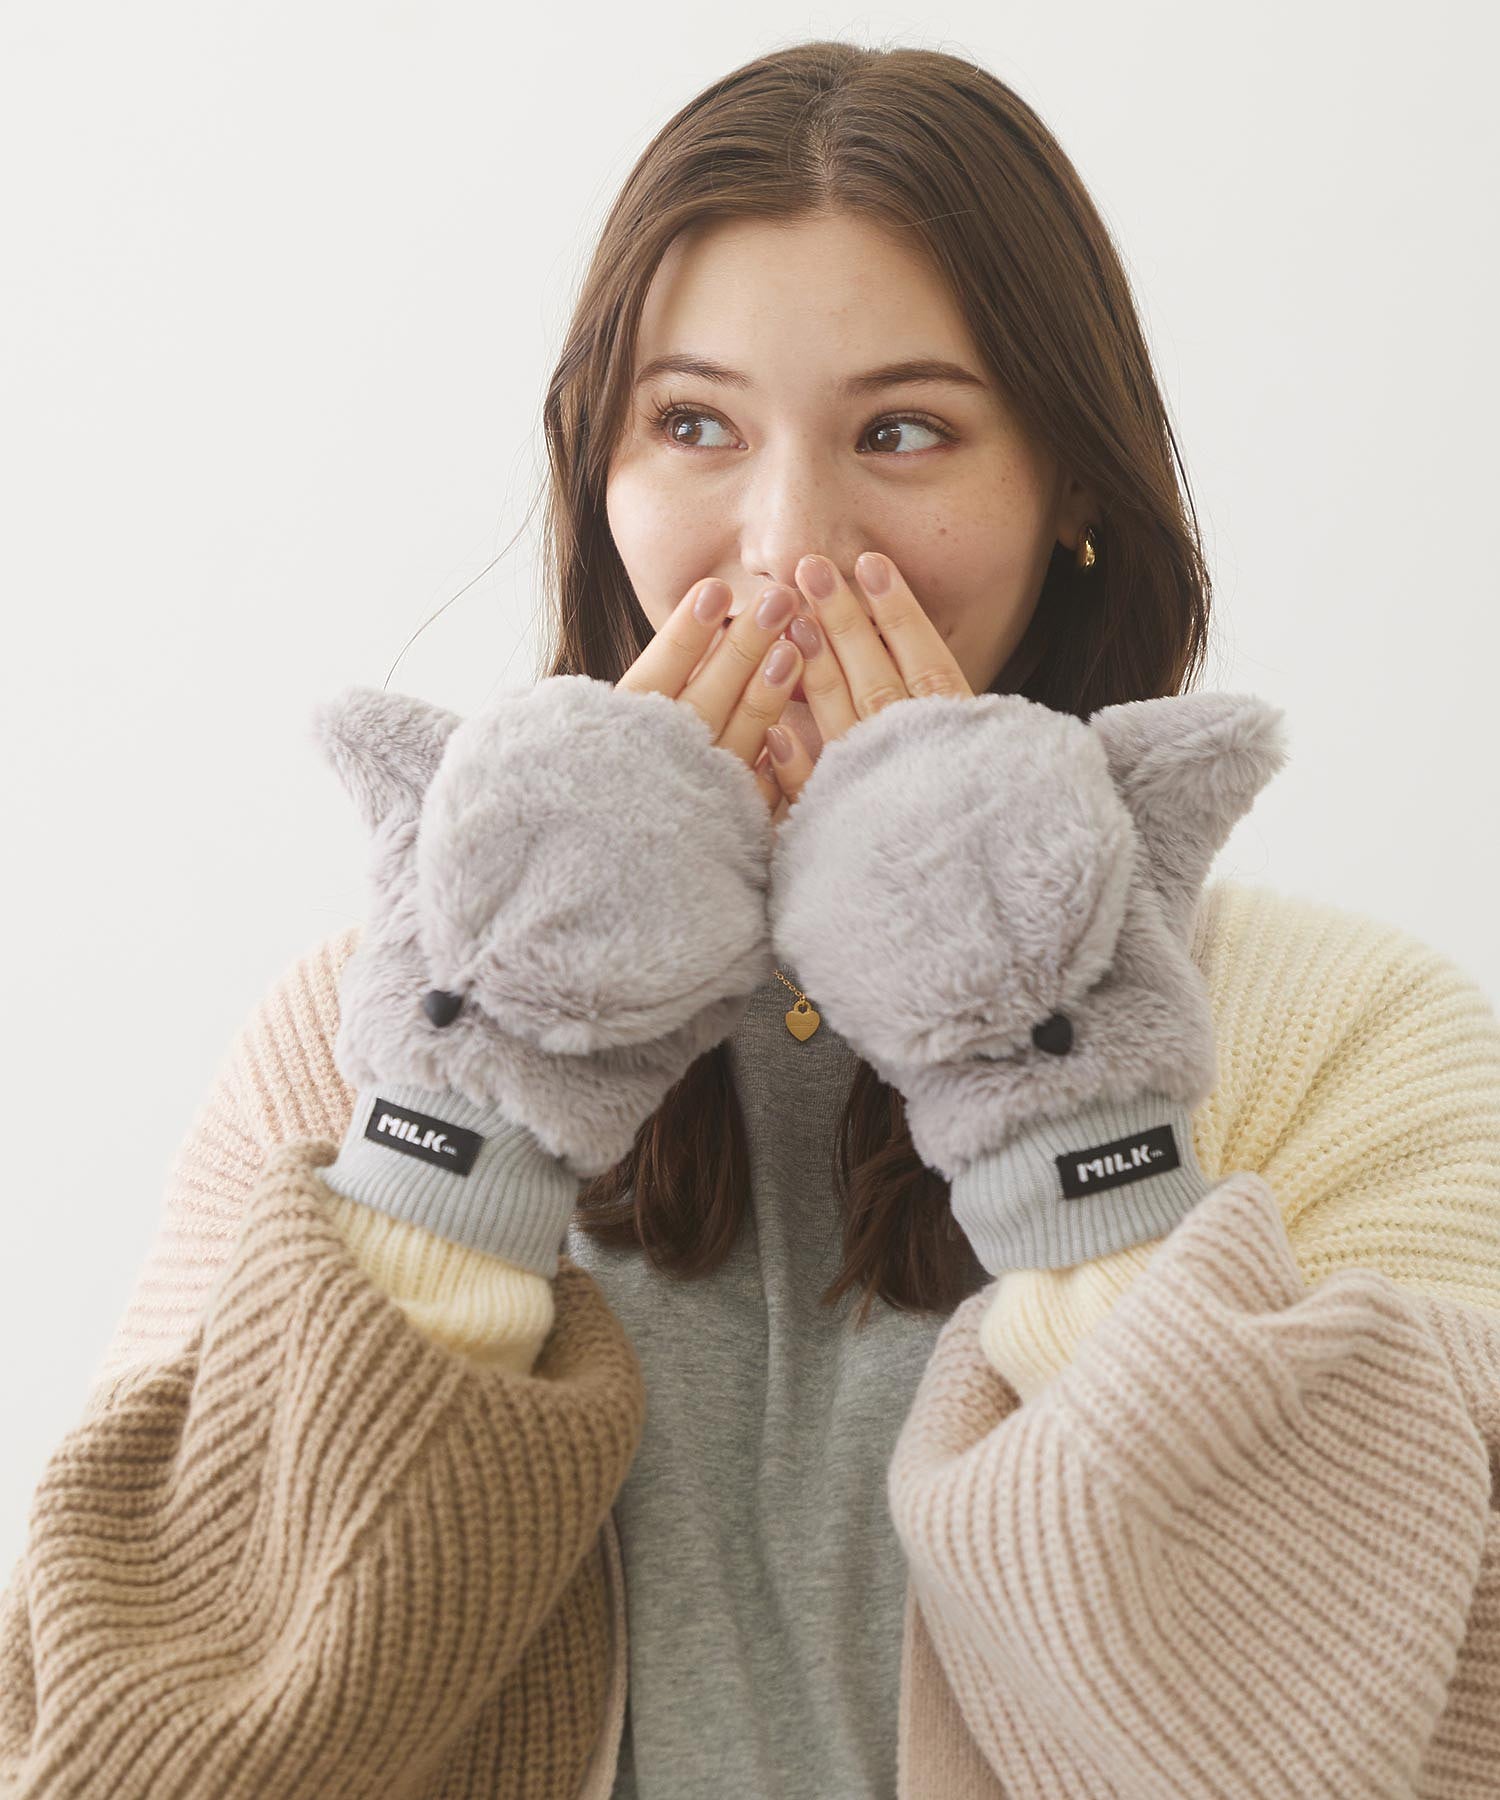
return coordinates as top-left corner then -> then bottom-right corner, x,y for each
0,1134 -> 645,1798
889,888 -> 1500,1796
978,881 -> 1500,1393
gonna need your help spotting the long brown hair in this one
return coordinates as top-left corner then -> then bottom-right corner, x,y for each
537,40 -> 1212,1322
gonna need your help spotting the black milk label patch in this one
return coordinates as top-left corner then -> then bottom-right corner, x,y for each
1055,1121 -> 1180,1200
364,1096 -> 482,1176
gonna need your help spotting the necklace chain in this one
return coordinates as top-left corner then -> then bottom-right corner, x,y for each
774,968 -> 821,1040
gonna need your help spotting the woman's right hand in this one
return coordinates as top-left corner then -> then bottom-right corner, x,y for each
616,578 -> 805,814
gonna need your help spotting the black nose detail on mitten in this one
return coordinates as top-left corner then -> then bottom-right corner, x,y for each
1031,1012 -> 1073,1055
423,988 -> 465,1028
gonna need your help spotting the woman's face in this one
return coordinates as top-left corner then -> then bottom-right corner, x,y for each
605,210 -> 1096,761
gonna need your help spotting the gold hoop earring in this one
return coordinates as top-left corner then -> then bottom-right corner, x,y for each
1075,524 -> 1098,571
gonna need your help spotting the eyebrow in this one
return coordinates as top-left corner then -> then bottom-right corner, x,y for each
631,352 -> 989,396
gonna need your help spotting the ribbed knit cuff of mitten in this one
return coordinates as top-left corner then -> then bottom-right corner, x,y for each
947,1092 -> 1214,1275
318,1083 -> 582,1278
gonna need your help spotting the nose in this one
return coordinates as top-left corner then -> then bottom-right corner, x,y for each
737,467 -> 866,606
423,988 -> 465,1028
1031,1013 -> 1073,1055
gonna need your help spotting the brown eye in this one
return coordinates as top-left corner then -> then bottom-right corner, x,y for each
423,988 -> 465,1028
1031,1013 -> 1073,1056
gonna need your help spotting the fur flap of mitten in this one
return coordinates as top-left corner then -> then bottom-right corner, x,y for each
769,689 -> 1289,1187
310,673 -> 776,1178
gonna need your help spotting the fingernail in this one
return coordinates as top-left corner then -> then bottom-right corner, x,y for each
692,579 -> 732,622
788,615 -> 821,658
756,586 -> 797,630
856,552 -> 890,596
763,641 -> 798,684
766,725 -> 794,763
799,555 -> 836,600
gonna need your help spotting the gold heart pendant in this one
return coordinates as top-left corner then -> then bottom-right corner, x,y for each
785,999 -> 821,1040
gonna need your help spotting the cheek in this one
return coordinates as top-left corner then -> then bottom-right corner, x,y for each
874,495 -> 1048,691
890,512 -> 1041,646
606,462 -> 724,630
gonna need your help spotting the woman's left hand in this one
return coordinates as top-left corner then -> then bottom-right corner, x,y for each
761,551 -> 974,810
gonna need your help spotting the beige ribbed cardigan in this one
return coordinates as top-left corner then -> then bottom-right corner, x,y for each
3,884 -> 1499,1797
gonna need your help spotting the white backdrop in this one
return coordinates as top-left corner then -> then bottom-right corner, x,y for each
3,1 -> 1496,1564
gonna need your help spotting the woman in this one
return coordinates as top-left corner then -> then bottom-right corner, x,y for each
6,39 -> 1497,1800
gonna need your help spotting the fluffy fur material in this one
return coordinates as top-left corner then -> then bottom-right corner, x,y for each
310,674 -> 776,1177
768,689 -> 1290,1181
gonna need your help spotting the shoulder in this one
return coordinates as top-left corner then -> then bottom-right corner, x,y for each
1191,878 -> 1500,1310
91,922 -> 366,1389
215,921 -> 365,1149
1191,877 -> 1497,1108
1192,875 -> 1487,1009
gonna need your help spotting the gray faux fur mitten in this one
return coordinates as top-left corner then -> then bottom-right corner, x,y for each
769,689 -> 1289,1273
309,673 -> 775,1274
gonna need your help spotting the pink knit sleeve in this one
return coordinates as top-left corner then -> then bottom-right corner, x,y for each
888,1168 -> 1500,1797
91,927 -> 364,1386
887,899 -> 1500,1793
92,925 -> 560,1386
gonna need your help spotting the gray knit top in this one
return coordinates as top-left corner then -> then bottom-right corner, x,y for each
565,958 -> 974,1800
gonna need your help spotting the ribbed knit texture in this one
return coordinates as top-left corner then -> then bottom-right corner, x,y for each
889,1167 -> 1500,1798
0,1137 -> 647,1798
321,1082 -> 583,1276
2,876 -> 1497,1797
947,1093 -> 1213,1271
892,878 -> 1500,1797
80,919 -> 562,1383
979,877 -> 1500,1403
